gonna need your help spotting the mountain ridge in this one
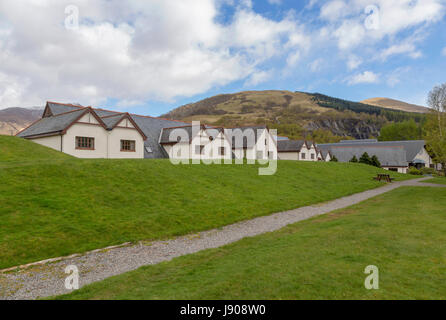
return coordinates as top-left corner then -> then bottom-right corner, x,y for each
361,97 -> 429,114
0,107 -> 43,136
161,90 -> 425,141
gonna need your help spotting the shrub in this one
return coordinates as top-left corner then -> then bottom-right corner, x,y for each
350,155 -> 358,163
330,155 -> 339,162
371,155 -> 381,168
420,167 -> 436,175
359,152 -> 372,165
408,167 -> 422,175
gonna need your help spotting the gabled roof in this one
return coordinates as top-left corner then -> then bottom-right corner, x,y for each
17,108 -> 104,138
277,140 -> 306,152
44,101 -> 84,117
130,115 -> 190,158
159,125 -> 225,144
18,102 -> 147,140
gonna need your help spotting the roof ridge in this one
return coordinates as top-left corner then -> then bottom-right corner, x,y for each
47,101 -> 85,108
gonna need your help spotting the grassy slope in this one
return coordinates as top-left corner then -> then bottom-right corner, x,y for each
425,177 -> 446,185
0,153 -> 411,269
0,136 -> 71,163
56,187 -> 446,300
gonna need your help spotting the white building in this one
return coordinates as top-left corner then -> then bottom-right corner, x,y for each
277,140 -> 321,161
317,140 -> 434,174
17,102 -> 278,161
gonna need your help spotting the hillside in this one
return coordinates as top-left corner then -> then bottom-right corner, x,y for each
0,135 -> 71,163
361,98 -> 429,114
161,90 -> 425,141
0,107 -> 43,136
0,137 -> 410,269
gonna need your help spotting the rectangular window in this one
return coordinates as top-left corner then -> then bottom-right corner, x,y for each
219,147 -> 225,156
76,136 -> 94,150
301,153 -> 306,159
121,140 -> 136,152
311,153 -> 315,160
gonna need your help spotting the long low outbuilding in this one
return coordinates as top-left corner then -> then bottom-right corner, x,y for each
317,139 -> 435,173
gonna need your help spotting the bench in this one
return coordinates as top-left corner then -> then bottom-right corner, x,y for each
373,174 -> 395,183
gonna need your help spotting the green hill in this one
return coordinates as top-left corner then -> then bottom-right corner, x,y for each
0,138 -> 413,269
0,135 -> 71,163
161,90 -> 425,141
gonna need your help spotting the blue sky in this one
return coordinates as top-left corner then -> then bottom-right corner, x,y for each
0,0 -> 445,115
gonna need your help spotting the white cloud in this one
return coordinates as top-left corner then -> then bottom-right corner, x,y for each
245,70 -> 273,86
386,67 -> 411,87
267,0 -> 282,5
442,47 -> 446,56
347,71 -> 379,85
286,51 -> 301,67
320,0 -> 445,50
320,1 -> 349,22
379,41 -> 422,60
0,0 -> 309,108
309,59 -> 324,72
347,55 -> 362,70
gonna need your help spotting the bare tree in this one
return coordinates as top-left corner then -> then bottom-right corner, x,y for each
425,84 -> 446,174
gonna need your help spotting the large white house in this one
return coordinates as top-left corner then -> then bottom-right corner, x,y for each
17,102 -> 278,161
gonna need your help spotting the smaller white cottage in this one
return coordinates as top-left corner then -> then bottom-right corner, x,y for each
159,124 -> 232,161
277,140 -> 320,161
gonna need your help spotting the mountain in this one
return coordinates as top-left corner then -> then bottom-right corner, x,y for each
0,107 -> 43,136
161,90 -> 425,141
361,98 -> 429,114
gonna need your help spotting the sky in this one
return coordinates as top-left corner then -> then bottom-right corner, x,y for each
0,0 -> 445,116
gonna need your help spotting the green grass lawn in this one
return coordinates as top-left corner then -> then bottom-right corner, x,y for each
0,136 -> 413,269
55,187 -> 446,300
0,136 -> 71,163
425,177 -> 446,185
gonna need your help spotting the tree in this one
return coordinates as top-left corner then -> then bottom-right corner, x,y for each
330,155 -> 338,162
424,84 -> 446,175
371,155 -> 381,168
350,155 -> 358,163
359,152 -> 372,165
379,120 -> 422,141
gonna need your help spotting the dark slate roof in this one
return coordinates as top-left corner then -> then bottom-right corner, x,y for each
47,102 -> 83,115
277,140 -> 305,152
101,114 -> 125,129
318,140 -> 426,162
160,125 -> 224,144
17,109 -> 86,138
318,145 -> 408,167
94,109 -> 122,117
130,115 -> 190,159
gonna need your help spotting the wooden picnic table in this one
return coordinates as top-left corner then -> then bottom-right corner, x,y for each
373,174 -> 395,183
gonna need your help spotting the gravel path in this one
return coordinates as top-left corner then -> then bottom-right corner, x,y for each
0,177 -> 442,300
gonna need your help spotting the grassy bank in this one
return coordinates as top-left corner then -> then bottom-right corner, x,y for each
0,136 -> 412,269
56,187 -> 446,300
425,177 -> 446,185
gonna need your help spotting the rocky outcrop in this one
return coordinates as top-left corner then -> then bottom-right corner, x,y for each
305,119 -> 382,139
